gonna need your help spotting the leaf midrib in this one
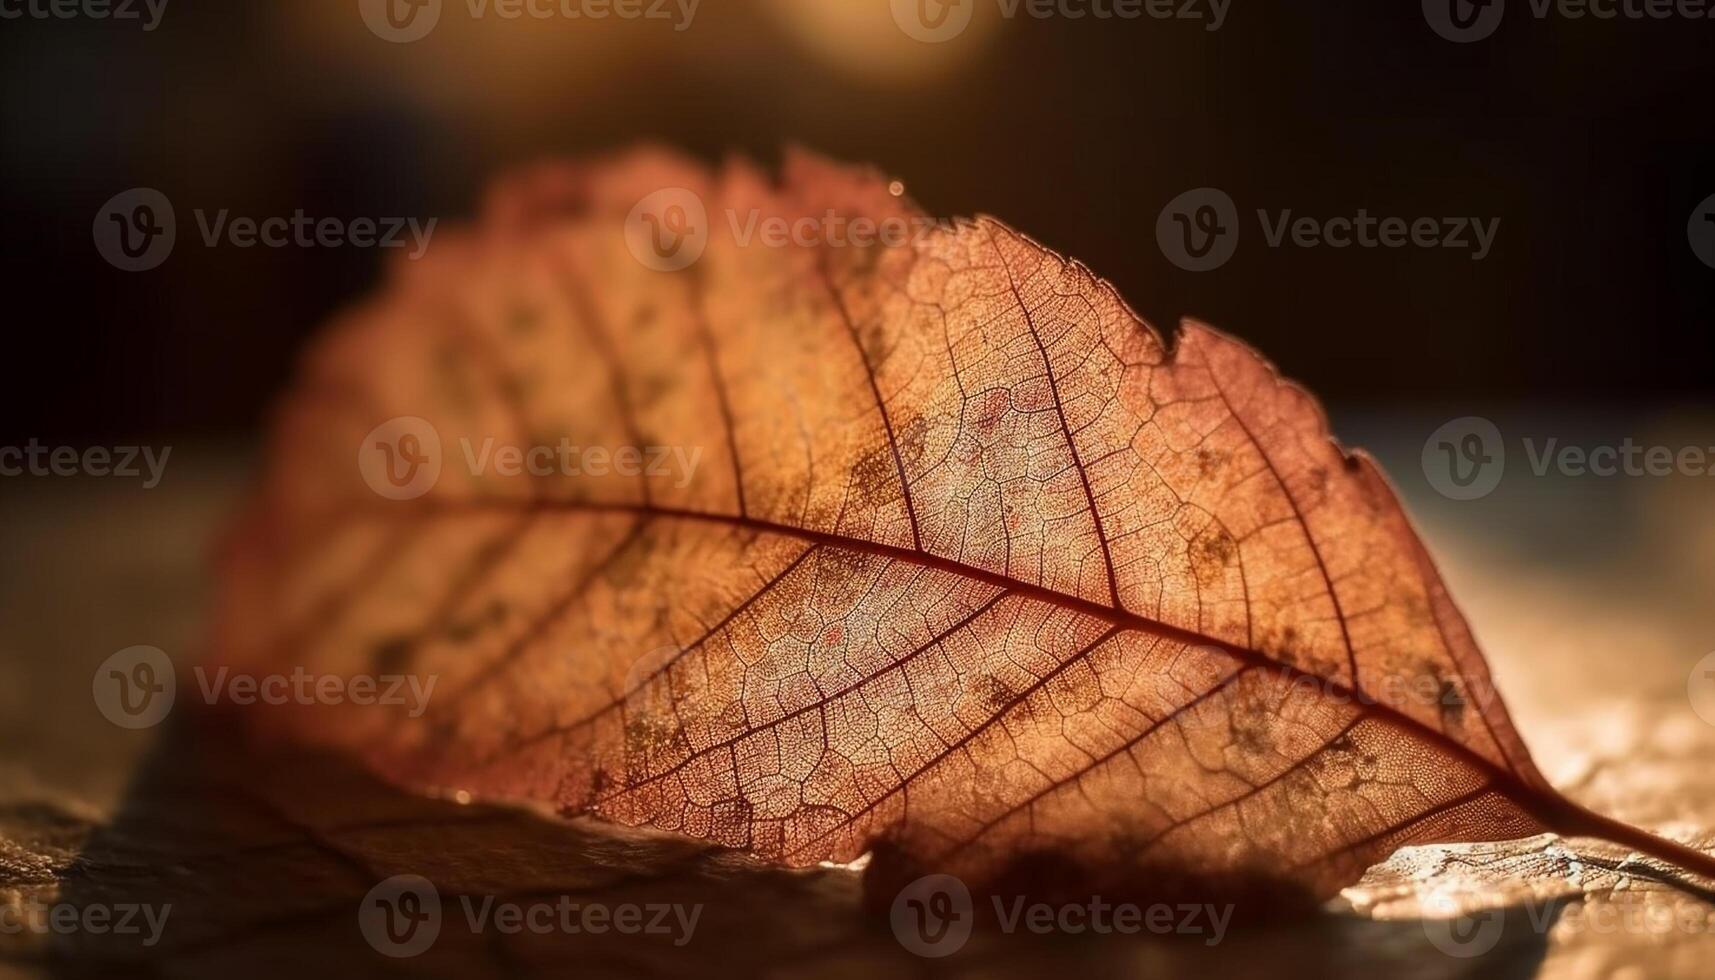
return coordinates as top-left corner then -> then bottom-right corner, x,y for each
393,494 -> 1551,821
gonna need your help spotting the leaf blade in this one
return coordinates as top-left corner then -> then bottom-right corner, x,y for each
216,149 -> 1583,901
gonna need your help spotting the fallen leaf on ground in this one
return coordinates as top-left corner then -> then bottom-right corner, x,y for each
211,148 -> 1715,908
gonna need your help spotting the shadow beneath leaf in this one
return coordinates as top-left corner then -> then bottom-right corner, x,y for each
39,710 -> 1553,980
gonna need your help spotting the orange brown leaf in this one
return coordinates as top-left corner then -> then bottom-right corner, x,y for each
211,148 -> 1715,904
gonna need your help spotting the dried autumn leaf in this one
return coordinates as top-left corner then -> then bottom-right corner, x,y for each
212,148 -> 1715,905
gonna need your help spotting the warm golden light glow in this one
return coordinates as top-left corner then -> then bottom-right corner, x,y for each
762,0 -> 999,81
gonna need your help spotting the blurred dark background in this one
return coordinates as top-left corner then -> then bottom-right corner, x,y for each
3,13 -> 1715,979
1,0 -> 1711,446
